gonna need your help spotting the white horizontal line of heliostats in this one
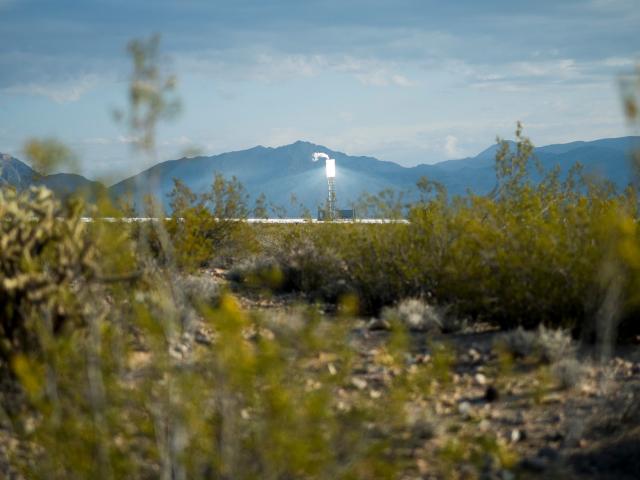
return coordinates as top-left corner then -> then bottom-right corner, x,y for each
79,217 -> 410,224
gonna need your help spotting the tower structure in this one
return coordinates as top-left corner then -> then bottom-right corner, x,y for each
312,152 -> 339,220
325,158 -> 337,219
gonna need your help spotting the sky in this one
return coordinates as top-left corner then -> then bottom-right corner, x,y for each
0,0 -> 638,182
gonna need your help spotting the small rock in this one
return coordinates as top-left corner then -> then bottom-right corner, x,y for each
475,373 -> 487,385
468,348 -> 482,362
484,385 -> 500,402
194,330 -> 212,345
367,318 -> 391,331
169,345 -> 184,360
351,377 -> 368,390
458,401 -> 472,419
510,428 -> 526,443
580,384 -> 598,396
369,389 -> 382,399
540,393 -> 562,404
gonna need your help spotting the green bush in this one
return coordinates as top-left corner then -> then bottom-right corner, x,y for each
166,175 -> 258,270
226,126 -> 640,342
0,187 -> 97,363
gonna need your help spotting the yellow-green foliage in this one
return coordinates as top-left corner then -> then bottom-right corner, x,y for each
8,279 -> 415,479
0,189 -> 515,477
23,138 -> 78,176
166,175 -> 258,271
0,187 -> 95,361
407,133 -> 639,333
234,127 -> 640,338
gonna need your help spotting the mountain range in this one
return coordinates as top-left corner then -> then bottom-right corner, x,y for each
1,137 -> 639,215
0,153 -> 105,201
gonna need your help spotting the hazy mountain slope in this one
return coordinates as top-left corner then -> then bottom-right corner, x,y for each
1,153 -> 35,189
0,153 -> 104,201
109,141 -> 417,213
4,136 -> 638,215
107,137 -> 640,215
39,173 -> 106,202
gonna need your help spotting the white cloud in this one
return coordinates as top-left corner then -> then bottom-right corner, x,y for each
178,50 -> 416,88
302,121 -> 496,165
4,74 -> 100,103
160,135 -> 193,147
513,59 -> 577,78
331,56 -> 416,87
453,55 -> 639,93
117,135 -> 137,144
602,57 -> 636,67
354,70 -> 390,87
82,137 -> 111,145
444,135 -> 460,157
390,74 -> 414,87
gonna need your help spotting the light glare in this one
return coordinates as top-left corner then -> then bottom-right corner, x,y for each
325,159 -> 336,178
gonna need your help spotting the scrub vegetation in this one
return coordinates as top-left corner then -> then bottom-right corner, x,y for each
1,37 -> 639,479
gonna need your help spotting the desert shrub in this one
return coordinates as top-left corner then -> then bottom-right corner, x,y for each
228,224 -> 353,302
166,175 -> 258,270
411,187 -> 627,331
380,299 -> 465,334
0,202 -> 516,480
551,357 -> 584,390
0,187 -> 98,362
166,202 -> 218,269
497,327 -> 539,360
536,325 -> 576,363
497,326 -> 575,364
233,221 -> 431,310
0,187 -> 452,479
381,298 -> 443,333
226,255 -> 284,291
7,281 -> 430,479
270,227 -> 350,301
335,223 -> 422,312
174,273 -> 222,305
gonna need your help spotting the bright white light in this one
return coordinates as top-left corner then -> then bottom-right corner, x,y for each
325,159 -> 336,178
313,152 -> 336,178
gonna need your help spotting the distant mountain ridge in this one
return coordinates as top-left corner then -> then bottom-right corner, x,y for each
0,153 -> 105,201
2,136 -> 639,215
109,137 -> 639,214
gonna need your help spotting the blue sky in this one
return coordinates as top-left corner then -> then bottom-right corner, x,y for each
0,0 -> 638,181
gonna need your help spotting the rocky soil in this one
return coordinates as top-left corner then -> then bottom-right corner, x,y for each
2,268 -> 639,479
227,268 -> 640,480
